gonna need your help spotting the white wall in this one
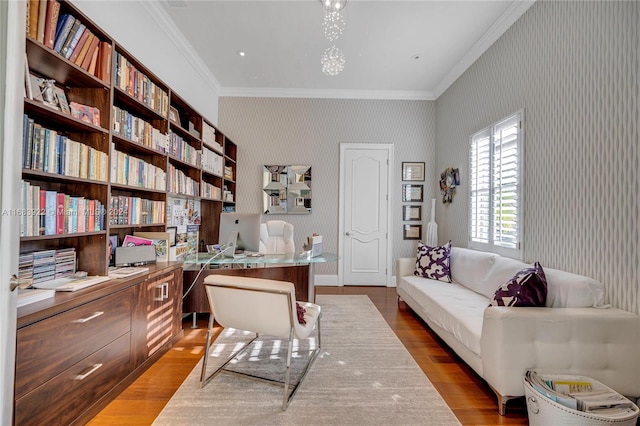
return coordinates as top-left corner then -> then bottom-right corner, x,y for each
435,1 -> 639,313
219,97 -> 436,275
71,0 -> 220,123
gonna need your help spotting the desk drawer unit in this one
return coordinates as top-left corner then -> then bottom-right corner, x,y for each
14,333 -> 132,426
15,288 -> 133,399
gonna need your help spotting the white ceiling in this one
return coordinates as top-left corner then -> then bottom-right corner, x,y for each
158,0 -> 534,100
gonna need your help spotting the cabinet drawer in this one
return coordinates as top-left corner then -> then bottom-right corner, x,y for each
15,288 -> 132,398
14,332 -> 132,426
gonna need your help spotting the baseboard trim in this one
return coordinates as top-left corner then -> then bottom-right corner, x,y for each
314,275 -> 398,287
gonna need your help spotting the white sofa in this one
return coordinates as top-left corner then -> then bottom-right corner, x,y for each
396,247 -> 640,415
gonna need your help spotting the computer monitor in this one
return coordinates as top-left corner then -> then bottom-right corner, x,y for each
218,212 -> 262,254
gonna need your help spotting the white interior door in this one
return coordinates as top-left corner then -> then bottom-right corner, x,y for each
339,144 -> 392,286
1,1 -> 26,423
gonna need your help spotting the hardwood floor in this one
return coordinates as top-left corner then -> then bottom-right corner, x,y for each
88,286 -> 528,425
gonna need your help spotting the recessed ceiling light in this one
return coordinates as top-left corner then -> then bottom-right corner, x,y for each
237,50 -> 246,57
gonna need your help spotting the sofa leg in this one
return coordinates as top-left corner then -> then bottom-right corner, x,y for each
488,385 -> 515,416
497,395 -> 507,416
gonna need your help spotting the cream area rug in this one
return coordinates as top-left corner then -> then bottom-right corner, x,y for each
153,295 -> 460,426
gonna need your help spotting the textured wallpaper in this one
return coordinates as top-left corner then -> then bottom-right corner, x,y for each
435,1 -> 639,313
218,98 -> 436,277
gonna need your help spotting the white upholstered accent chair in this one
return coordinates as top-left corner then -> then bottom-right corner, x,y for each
259,220 -> 296,254
200,275 -> 322,410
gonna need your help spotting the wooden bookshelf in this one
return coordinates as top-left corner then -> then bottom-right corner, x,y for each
18,0 -> 240,424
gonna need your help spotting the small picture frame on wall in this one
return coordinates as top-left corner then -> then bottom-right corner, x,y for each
402,184 -> 424,202
168,106 -> 180,125
403,205 -> 422,221
403,224 -> 422,240
402,162 -> 425,181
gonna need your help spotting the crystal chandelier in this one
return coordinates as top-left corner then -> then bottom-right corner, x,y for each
321,45 -> 346,76
320,0 -> 346,76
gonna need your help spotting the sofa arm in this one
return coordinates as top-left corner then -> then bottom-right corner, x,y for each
396,258 -> 415,286
481,306 -> 640,399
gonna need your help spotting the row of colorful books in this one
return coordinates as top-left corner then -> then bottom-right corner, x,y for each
22,114 -> 108,181
114,50 -> 169,116
112,105 -> 169,153
109,148 -> 167,191
201,147 -> 224,176
21,181 -> 105,237
201,181 -> 222,201
26,0 -> 111,82
169,131 -> 201,167
109,196 -> 166,226
167,164 -> 199,196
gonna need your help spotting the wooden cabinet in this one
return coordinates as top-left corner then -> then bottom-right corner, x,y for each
132,267 -> 183,364
15,263 -> 183,426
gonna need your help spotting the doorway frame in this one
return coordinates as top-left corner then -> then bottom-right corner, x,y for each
338,143 -> 394,287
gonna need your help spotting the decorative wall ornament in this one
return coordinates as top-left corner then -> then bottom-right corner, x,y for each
440,167 -> 460,204
263,165 -> 312,214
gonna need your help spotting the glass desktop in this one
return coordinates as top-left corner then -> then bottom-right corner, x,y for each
184,251 -> 338,266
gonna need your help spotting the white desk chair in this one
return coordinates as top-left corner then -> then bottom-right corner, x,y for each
259,220 -> 295,254
200,275 -> 322,410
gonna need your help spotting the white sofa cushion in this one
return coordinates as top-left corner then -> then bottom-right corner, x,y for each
543,267 -> 605,308
450,247 -> 497,293
398,275 -> 488,356
450,247 -> 605,308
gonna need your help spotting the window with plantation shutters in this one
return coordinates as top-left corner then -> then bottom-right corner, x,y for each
469,111 -> 522,258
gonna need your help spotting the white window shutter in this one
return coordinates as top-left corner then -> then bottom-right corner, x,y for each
468,111 -> 522,258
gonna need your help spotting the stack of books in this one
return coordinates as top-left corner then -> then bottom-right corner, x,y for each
32,249 -> 56,284
54,248 -> 76,278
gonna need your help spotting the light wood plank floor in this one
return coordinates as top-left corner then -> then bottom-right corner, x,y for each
88,287 -> 528,425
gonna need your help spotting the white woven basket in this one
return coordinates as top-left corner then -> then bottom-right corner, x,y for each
525,374 -> 639,426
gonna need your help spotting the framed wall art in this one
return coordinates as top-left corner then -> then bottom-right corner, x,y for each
402,184 -> 423,202
402,162 -> 425,181
402,205 -> 422,221
403,224 -> 422,240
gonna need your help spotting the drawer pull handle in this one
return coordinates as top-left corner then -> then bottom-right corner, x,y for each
73,311 -> 104,323
75,363 -> 103,381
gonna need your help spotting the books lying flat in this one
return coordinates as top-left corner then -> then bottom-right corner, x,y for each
17,288 -> 55,307
33,275 -> 110,292
108,266 -> 149,279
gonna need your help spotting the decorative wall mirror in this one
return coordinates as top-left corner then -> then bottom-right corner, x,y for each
263,165 -> 311,214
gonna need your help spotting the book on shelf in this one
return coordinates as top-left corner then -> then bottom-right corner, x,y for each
43,0 -> 61,50
53,14 -> 75,53
36,0 -> 47,43
69,101 -> 100,126
69,28 -> 91,64
80,35 -> 100,71
27,0 -> 39,39
97,42 -> 112,83
62,23 -> 86,60
59,19 -> 81,58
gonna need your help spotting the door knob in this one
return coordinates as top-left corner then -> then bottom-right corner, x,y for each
345,232 -> 351,236
10,274 -> 33,292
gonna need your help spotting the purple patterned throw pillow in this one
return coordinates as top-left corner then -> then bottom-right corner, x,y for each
414,241 -> 452,282
489,262 -> 548,307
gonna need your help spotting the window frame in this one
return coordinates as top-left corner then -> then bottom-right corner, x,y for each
468,110 -> 524,259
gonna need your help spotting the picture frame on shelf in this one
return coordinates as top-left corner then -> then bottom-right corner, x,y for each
169,106 -> 180,125
403,224 -> 422,240
402,184 -> 423,202
167,226 -> 177,247
402,162 -> 425,181
403,205 -> 422,221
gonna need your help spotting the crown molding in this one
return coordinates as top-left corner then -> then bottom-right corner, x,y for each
141,1 -> 223,97
433,0 -> 536,99
220,87 -> 435,101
